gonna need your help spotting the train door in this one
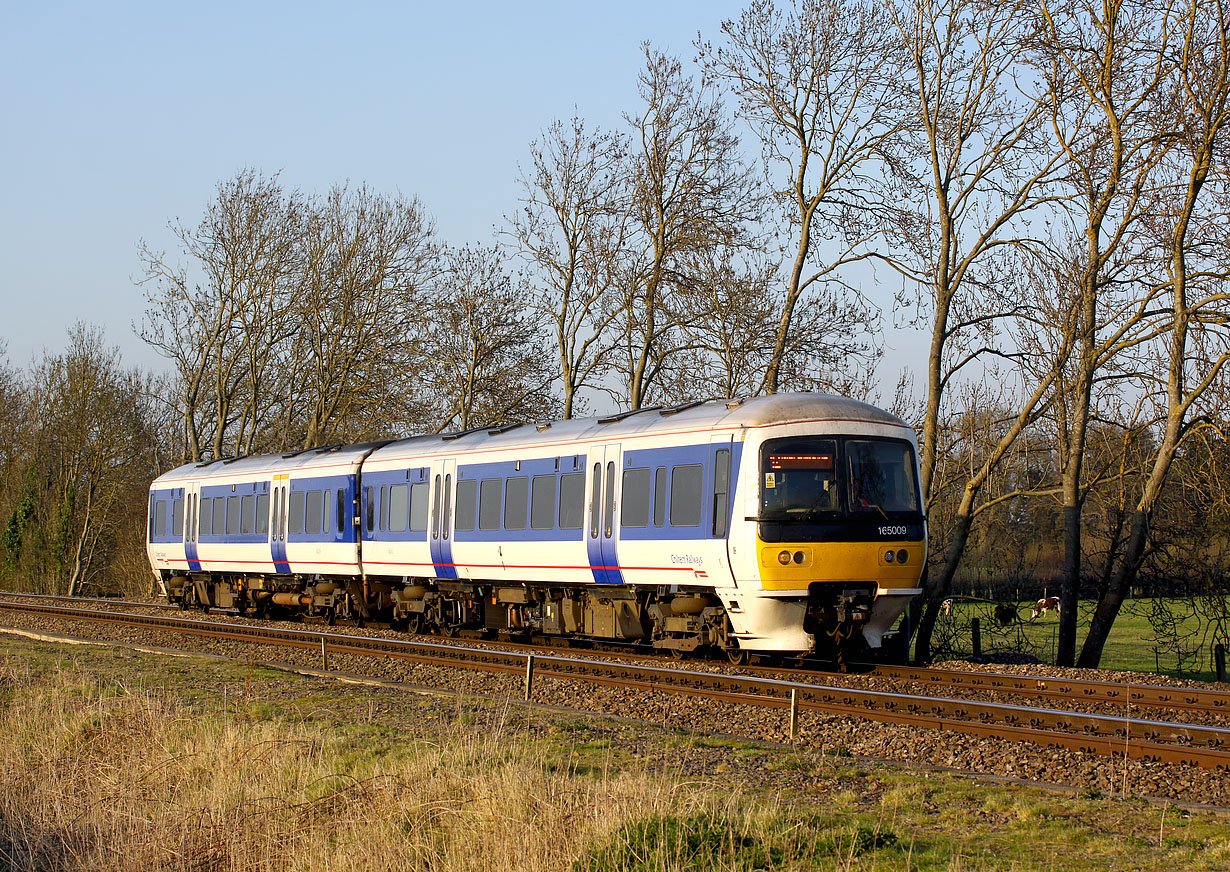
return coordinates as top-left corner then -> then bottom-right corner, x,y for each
709,434 -> 738,588
271,474 -> 290,573
184,481 -> 201,572
586,443 -> 623,584
429,458 -> 458,579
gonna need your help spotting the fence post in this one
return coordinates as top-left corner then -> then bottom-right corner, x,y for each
524,654 -> 535,701
1216,644 -> 1226,684
789,688 -> 799,742
971,618 -> 981,658
321,637 -> 328,671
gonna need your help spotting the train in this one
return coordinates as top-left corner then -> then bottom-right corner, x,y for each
146,393 -> 926,663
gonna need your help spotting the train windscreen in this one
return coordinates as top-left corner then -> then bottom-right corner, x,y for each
760,437 -> 919,520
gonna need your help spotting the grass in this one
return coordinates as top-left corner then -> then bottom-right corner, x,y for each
2,636 -> 1230,870
934,598 -> 1225,680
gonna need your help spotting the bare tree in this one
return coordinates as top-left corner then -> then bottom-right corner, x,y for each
290,185 -> 439,448
419,245 -> 560,432
138,169 -> 302,461
699,0 -> 907,396
1078,0 -> 1230,666
1033,0 -> 1178,665
613,45 -> 762,409
506,116 -> 627,418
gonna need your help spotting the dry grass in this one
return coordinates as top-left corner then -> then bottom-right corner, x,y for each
0,659 -> 728,872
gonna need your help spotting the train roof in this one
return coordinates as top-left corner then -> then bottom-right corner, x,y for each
151,394 -> 911,488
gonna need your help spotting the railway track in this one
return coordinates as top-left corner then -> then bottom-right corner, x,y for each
6,592 -> 1228,719
2,597 -> 1229,772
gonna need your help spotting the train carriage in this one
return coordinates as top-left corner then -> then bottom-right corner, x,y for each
147,394 -> 926,661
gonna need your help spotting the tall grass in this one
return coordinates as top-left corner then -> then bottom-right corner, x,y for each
0,661 -> 890,872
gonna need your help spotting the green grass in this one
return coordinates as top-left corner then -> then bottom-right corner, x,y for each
3,635 -> 1230,870
934,597 -> 1225,680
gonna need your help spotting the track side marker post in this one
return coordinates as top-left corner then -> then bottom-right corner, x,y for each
524,654 -> 535,700
789,688 -> 800,742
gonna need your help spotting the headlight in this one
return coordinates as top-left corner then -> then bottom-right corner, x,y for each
884,550 -> 895,563
897,549 -> 909,564
793,551 -> 805,564
778,550 -> 792,565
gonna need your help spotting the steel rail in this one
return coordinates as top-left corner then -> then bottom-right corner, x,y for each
6,593 -> 1230,719
3,600 -> 1229,771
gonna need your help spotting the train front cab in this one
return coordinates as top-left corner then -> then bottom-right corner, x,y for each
731,423 -> 926,660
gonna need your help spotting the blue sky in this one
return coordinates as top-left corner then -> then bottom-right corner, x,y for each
0,1 -> 754,370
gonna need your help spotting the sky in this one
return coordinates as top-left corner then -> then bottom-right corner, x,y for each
0,0 -> 914,388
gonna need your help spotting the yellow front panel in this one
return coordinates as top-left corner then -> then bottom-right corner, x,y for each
758,539 -> 925,591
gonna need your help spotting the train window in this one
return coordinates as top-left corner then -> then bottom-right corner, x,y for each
199,497 -> 212,537
589,464 -> 601,538
365,486 -> 374,533
431,476 -> 441,539
559,472 -> 585,530
237,496 -> 252,535
530,474 -> 556,530
712,449 -> 730,538
306,487 -> 322,533
227,496 -> 241,535
410,482 -> 430,532
669,465 -> 703,527
847,440 -> 920,513
604,462 -> 615,538
280,487 -> 289,540
653,467 -> 667,526
172,498 -> 183,537
388,484 -> 409,532
213,497 -> 227,536
479,478 -> 502,531
621,468 -> 651,528
256,493 -> 269,536
381,485 -> 390,533
505,476 -> 529,530
148,494 -> 156,539
336,489 -> 345,535
288,491 -> 305,535
442,474 -> 452,539
454,480 -> 477,532
268,493 -> 277,540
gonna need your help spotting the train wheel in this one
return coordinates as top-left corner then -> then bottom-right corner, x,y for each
726,646 -> 748,666
405,614 -> 425,635
669,647 -> 688,661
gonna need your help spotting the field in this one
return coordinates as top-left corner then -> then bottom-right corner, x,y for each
929,597 -> 1228,681
2,635 -> 1229,871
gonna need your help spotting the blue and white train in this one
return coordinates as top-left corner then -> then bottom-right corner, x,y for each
146,394 -> 926,661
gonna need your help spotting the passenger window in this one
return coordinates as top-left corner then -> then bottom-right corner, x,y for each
380,485 -> 389,533
670,464 -> 703,527
410,482 -> 430,532
306,491 -> 322,534
621,469 -> 651,528
336,489 -> 345,534
654,467 -> 667,527
148,494 -> 157,539
256,493 -> 269,536
603,462 -> 615,538
213,497 -> 227,536
712,449 -> 730,538
559,472 -> 585,530
455,480 -> 477,532
443,475 -> 452,539
431,475 -> 441,539
240,495 -> 254,535
289,491 -> 306,534
531,474 -> 556,530
388,483 -> 409,532
365,486 -> 374,533
172,498 -> 184,537
479,479 -> 502,531
505,476 -> 529,530
155,500 -> 168,537
226,496 -> 240,535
